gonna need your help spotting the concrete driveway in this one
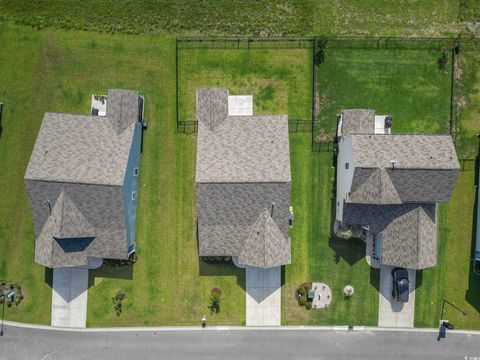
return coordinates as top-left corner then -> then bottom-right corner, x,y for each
246,266 -> 281,326
378,265 -> 416,327
51,267 -> 89,328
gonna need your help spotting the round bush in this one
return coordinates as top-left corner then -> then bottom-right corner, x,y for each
298,296 -> 307,307
305,302 -> 313,310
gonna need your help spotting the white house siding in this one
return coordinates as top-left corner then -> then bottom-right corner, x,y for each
336,135 -> 355,221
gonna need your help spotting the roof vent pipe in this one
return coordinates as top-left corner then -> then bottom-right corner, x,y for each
390,160 -> 398,171
271,202 -> 276,217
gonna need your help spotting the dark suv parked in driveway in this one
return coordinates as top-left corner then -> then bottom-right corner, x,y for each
392,268 -> 410,303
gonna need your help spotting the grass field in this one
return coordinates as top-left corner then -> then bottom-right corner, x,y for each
0,22 -> 245,326
456,50 -> 480,159
179,47 -> 380,325
414,171 -> 480,329
0,21 -> 479,328
316,48 -> 453,137
0,0 -> 466,37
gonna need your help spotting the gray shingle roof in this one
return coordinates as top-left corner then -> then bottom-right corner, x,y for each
25,90 -> 140,186
196,115 -> 291,183
196,88 -> 229,131
348,134 -> 459,204
26,179 -> 127,268
195,88 -> 291,267
341,109 -> 375,135
197,182 -> 291,264
24,89 -> 140,268
351,134 -> 459,169
238,209 -> 291,268
107,89 -> 140,134
343,203 -> 437,269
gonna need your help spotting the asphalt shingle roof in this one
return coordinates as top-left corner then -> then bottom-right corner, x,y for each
351,134 -> 459,169
238,209 -> 291,268
195,88 -> 291,268
196,115 -> 291,183
343,203 -> 437,269
25,89 -> 140,268
341,109 -> 375,135
348,134 -> 459,204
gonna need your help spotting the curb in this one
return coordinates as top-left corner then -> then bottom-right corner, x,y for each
4,320 -> 480,335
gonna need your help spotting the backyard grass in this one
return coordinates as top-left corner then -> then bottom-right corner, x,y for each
316,48 -> 453,137
414,170 -> 480,330
0,23 -> 245,326
178,47 -> 381,325
455,50 -> 480,159
0,0 -> 466,37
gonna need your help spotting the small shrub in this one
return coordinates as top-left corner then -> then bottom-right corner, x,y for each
305,302 -> 313,310
438,51 -> 448,70
211,288 -> 222,296
209,289 -> 222,314
295,282 -> 313,307
113,290 -> 126,316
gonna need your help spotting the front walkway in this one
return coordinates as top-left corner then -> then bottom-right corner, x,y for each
378,265 -> 416,328
51,267 -> 89,328
246,266 -> 281,326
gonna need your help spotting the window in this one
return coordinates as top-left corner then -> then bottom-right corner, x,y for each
132,191 -> 137,201
345,163 -> 349,169
133,167 -> 139,176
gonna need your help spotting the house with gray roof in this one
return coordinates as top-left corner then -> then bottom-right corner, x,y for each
25,89 -> 144,268
196,88 -> 291,268
335,109 -> 459,270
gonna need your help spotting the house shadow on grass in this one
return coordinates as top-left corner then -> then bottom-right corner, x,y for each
88,264 -> 134,288
328,236 -> 366,266
44,263 -> 134,291
198,259 -> 246,292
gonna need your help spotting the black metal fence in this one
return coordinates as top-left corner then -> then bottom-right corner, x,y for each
177,36 -> 312,50
177,36 -> 480,52
312,141 -> 335,153
459,158 -> 478,171
176,35 -> 480,156
289,120 -> 313,133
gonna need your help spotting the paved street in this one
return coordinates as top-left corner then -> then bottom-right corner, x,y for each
1,325 -> 479,360
378,265 -> 416,327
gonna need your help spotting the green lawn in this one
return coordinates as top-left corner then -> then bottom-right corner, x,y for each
283,134 -> 379,325
0,23 -> 245,326
0,0 -> 466,37
178,48 -> 311,121
415,171 -> 480,329
178,47 -> 380,325
316,48 -> 453,137
1,21 -> 479,328
455,50 -> 480,159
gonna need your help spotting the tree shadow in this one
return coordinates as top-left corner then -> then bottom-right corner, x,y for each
465,156 -> 480,312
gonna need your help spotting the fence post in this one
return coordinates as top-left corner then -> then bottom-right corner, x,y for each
312,36 -> 317,150
175,38 -> 180,133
